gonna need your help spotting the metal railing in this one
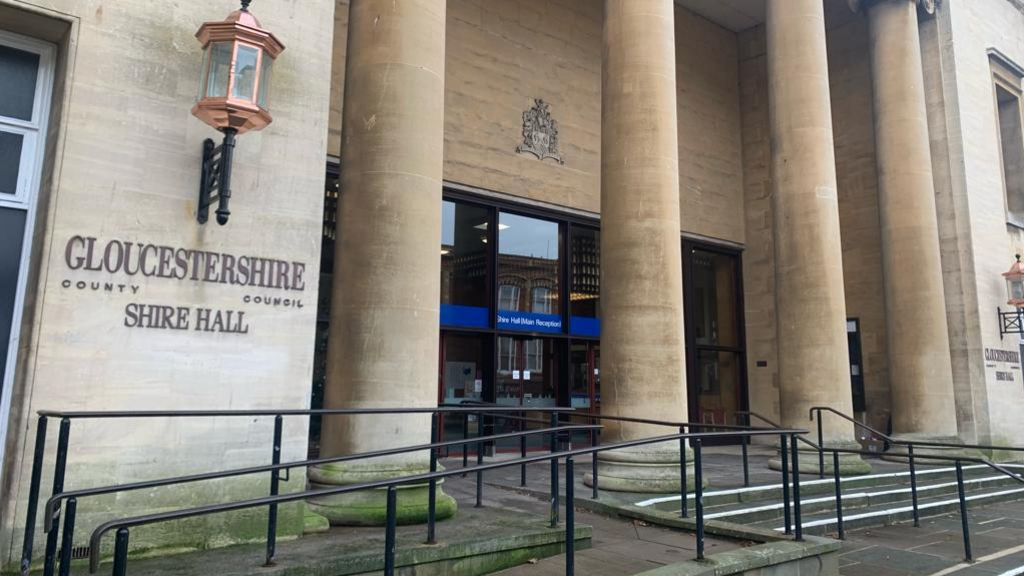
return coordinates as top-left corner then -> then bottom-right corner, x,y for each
21,406 -> 577,576
21,404 -> 807,576
810,406 -> 1024,561
84,427 -> 807,576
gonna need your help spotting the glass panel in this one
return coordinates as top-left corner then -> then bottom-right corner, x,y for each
495,336 -> 559,451
205,42 -> 233,98
696,350 -> 741,427
691,249 -> 739,347
497,213 -> 561,332
0,131 -> 25,196
570,226 -> 600,317
442,335 -> 485,405
440,200 -> 490,328
569,343 -> 590,410
257,55 -> 274,108
0,44 -> 40,121
0,208 -> 28,408
232,44 -> 260,101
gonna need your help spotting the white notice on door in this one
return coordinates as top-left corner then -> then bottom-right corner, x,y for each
513,370 -> 521,380
523,371 -> 531,380
474,379 -> 483,393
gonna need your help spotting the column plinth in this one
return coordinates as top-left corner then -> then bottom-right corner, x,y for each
586,0 -> 694,493
308,0 -> 456,525
765,0 -> 870,475
864,0 -> 961,450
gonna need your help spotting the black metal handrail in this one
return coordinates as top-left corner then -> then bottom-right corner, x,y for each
810,406 -> 1024,562
43,424 -> 600,532
84,426 -> 809,576
21,406 -> 575,576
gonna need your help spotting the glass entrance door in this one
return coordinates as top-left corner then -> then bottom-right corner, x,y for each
439,332 -> 491,453
569,341 -> 599,444
496,335 -> 560,450
684,244 -> 747,440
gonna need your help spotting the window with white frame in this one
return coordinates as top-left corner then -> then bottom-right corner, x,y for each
0,30 -> 55,461
498,284 -> 520,311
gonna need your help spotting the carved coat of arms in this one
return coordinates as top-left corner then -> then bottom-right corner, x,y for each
516,99 -> 565,165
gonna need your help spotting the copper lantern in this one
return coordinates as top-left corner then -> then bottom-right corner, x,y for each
193,1 -> 284,225
1004,255 -> 1024,308
193,0 -> 284,134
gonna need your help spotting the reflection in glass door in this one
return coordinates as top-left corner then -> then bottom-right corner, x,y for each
439,333 -> 490,454
569,341 -> 600,444
684,244 -> 747,440
496,335 -> 560,450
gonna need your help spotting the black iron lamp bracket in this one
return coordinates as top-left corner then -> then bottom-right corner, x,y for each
998,307 -> 1024,340
198,128 -> 238,226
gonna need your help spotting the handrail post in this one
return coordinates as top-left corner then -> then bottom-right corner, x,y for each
591,415 -> 599,500
112,528 -> 130,576
57,498 -> 76,576
550,413 -> 559,527
791,433 -> 803,541
520,410 -> 527,487
908,444 -> 920,528
956,460 -> 972,562
780,433 -> 791,534
694,437 -> 705,560
21,414 -> 48,576
462,413 -> 469,475
426,412 -> 439,544
817,414 -> 825,479
264,415 -> 283,567
475,411 -> 484,508
565,456 -> 575,576
832,451 -> 844,540
679,426 -> 689,518
43,417 -> 71,576
741,415 -> 750,487
384,486 -> 398,576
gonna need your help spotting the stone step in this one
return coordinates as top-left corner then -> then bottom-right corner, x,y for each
636,463 -> 1023,514
750,482 -> 1024,536
701,473 -> 1023,523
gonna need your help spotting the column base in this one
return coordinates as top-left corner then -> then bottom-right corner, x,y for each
307,462 -> 457,526
768,442 -> 873,476
583,444 -> 705,493
882,435 -> 980,464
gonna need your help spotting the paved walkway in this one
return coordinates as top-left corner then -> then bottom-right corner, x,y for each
443,471 -> 747,575
835,494 -> 1024,576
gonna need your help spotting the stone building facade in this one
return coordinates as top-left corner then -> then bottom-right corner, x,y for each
1,0 -> 1024,567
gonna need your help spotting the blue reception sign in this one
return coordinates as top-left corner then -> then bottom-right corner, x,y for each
570,316 -> 600,337
440,304 -> 490,328
497,310 -> 563,333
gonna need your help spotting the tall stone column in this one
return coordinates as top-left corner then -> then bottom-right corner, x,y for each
308,0 -> 456,525
858,0 -> 960,445
766,0 -> 869,474
586,0 -> 694,493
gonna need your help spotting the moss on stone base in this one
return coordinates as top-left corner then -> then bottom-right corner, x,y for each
307,481 -> 457,526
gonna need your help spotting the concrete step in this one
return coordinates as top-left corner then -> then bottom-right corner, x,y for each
701,473 -> 1023,523
636,463 -> 1023,514
750,481 -> 1024,536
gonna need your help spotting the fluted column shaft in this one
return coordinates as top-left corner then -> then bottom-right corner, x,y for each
309,0 -> 455,525
865,0 -> 958,439
766,0 -> 867,473
590,0 -> 692,493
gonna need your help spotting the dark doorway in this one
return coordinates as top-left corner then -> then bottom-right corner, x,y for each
848,319 -> 866,413
683,242 -> 748,441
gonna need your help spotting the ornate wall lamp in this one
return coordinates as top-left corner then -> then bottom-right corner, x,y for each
192,0 -> 284,225
998,254 -> 1024,339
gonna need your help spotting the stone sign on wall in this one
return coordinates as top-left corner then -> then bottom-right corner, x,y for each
61,235 -> 308,334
